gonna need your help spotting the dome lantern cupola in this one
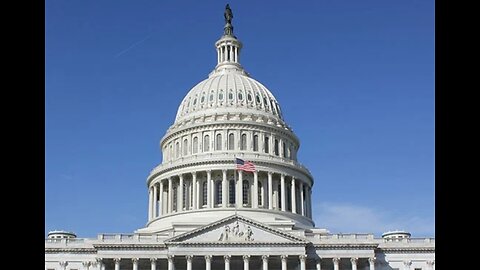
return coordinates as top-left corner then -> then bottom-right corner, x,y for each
210,4 -> 247,77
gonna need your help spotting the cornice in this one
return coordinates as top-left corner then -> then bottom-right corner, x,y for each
379,247 -> 435,253
313,244 -> 379,250
92,244 -> 167,250
45,248 -> 97,254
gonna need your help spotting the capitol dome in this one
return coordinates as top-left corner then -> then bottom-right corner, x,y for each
139,8 -> 314,235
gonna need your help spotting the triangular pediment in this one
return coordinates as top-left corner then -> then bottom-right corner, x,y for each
165,215 -> 307,245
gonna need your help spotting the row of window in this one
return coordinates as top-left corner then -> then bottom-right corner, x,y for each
164,132 -> 297,161
181,88 -> 282,118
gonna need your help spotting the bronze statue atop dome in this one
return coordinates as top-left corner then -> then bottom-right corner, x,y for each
223,4 -> 234,36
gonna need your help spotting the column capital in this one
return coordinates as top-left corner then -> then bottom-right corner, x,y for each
281,173 -> 286,178
280,255 -> 288,261
59,261 -> 68,267
403,260 -> 412,266
299,255 -> 307,262
167,255 -> 175,262
350,257 -> 358,264
96,258 -> 103,263
222,169 -> 227,173
82,261 -> 91,267
262,255 -> 269,261
268,171 -> 273,176
132,258 -> 139,263
191,171 -> 197,177
150,258 -> 157,263
206,169 -> 212,174
113,258 -> 121,263
224,255 -> 231,262
186,255 -> 193,262
179,173 -> 184,179
243,255 -> 250,261
426,260 -> 435,266
168,176 -> 172,181
333,257 -> 340,263
368,257 -> 376,264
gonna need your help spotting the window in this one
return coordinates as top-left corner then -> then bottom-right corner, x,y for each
175,141 -> 180,158
229,179 -> 235,204
173,186 -> 178,211
274,139 -> 279,156
228,133 -> 235,150
201,95 -> 205,103
202,181 -> 208,206
247,92 -> 253,102
264,136 -> 269,153
169,143 -> 173,159
282,142 -> 286,158
193,98 -> 197,105
183,139 -> 188,156
192,137 -> 198,154
229,91 -> 234,100
215,181 -> 222,204
253,135 -> 258,151
243,180 -> 250,205
216,134 -> 222,151
204,135 -> 210,152
210,93 -> 214,102
219,91 -> 224,100
240,134 -> 247,150
258,181 -> 263,206
278,184 -> 282,208
256,94 -> 261,103
238,92 -> 243,100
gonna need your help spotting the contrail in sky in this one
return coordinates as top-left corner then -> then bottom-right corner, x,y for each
114,34 -> 153,58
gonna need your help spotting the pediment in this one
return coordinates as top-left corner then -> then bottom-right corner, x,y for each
165,214 -> 307,245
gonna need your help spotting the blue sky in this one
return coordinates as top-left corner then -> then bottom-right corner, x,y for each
45,0 -> 434,238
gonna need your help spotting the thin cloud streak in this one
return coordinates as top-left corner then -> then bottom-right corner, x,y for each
114,34 -> 153,58
312,202 -> 434,237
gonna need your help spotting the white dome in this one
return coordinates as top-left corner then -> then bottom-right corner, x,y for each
175,72 -> 284,124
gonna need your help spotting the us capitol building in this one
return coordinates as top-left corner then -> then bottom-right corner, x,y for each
45,5 -> 435,270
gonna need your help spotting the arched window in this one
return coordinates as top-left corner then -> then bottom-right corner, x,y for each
228,133 -> 235,150
253,135 -> 259,152
204,135 -> 210,152
175,142 -> 180,158
192,137 -> 198,154
173,186 -> 178,212
202,181 -> 208,206
258,181 -> 263,206
242,180 -> 250,205
264,136 -> 270,153
229,179 -> 235,204
274,139 -> 279,156
282,142 -> 286,158
216,134 -> 222,151
215,181 -> 222,205
240,134 -> 247,150
183,139 -> 188,156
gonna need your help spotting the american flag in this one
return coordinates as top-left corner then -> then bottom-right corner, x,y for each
235,158 -> 256,172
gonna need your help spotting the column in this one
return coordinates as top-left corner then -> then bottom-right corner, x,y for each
261,178 -> 266,207
148,187 -> 153,220
206,170 -> 212,208
281,255 -> 288,270
222,170 -> 228,207
168,177 -> 173,213
192,172 -> 197,209
316,258 -> 321,270
224,255 -> 231,270
279,138 -> 284,157
205,255 -> 212,270
159,181 -> 164,216
333,258 -> 340,270
59,262 -> 68,270
114,258 -> 121,270
369,257 -> 376,270
300,182 -> 305,215
186,255 -> 193,270
229,45 -> 233,62
96,258 -> 104,270
179,174 -> 184,211
262,255 -> 269,270
426,261 -> 435,270
253,171 -> 259,208
217,48 -> 220,63
243,255 -> 250,270
168,255 -> 175,270
150,258 -> 157,270
299,255 -> 306,270
403,260 -> 412,270
153,184 -> 158,218
280,174 -> 286,211
237,170 -> 243,208
305,186 -> 311,218
291,177 -> 297,213
351,258 -> 358,270
268,172 -> 273,209
132,258 -> 139,270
